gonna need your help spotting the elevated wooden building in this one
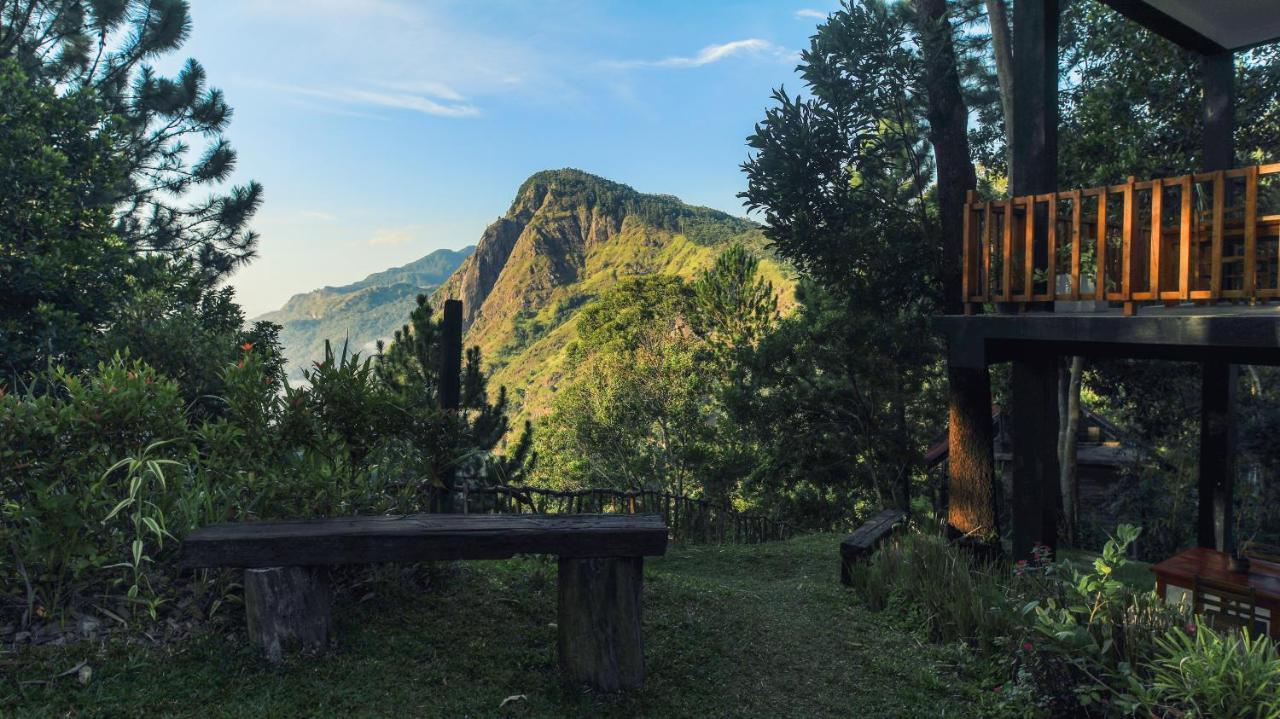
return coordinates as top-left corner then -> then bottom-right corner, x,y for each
941,0 -> 1280,559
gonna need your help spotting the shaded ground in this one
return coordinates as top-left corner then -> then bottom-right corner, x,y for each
2,534 -> 1003,718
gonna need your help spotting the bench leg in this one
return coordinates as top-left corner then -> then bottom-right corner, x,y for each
244,566 -> 332,663
557,556 -> 645,691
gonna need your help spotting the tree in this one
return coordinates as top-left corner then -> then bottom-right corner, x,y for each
1,0 -> 262,284
741,0 -> 946,515
377,295 -> 524,503
689,243 -> 778,368
0,59 -> 130,377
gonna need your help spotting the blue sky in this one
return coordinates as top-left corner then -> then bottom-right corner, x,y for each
178,1 -> 833,316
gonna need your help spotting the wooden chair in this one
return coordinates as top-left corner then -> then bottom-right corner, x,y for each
1193,575 -> 1259,635
1241,540 -> 1280,564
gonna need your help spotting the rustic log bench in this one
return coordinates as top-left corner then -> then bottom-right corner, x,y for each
178,513 -> 668,691
838,509 -> 906,585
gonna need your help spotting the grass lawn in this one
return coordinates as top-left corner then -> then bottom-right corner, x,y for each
2,534 -> 1006,718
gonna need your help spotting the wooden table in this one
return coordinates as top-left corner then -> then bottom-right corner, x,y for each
1151,546 -> 1280,638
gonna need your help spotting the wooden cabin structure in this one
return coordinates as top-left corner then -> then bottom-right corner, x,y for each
927,408 -> 1154,538
939,0 -> 1280,560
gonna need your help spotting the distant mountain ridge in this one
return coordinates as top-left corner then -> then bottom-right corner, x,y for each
258,246 -> 473,379
432,168 -> 795,422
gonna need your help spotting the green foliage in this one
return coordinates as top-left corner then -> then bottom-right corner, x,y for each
689,243 -> 778,366
1141,620 -> 1280,719
536,276 -> 713,493
1024,525 -> 1184,713
0,59 -> 130,376
741,0 -> 937,306
1,0 -> 263,283
848,530 -> 1021,650
847,525 -> 1280,717
726,281 -> 941,525
0,357 -> 190,619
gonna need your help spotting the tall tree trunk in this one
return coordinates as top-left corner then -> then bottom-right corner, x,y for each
1057,356 -> 1083,544
914,0 -> 997,545
915,0 -> 978,315
985,0 -> 1015,192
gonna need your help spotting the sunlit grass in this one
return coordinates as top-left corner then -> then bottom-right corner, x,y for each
3,534 -> 1000,718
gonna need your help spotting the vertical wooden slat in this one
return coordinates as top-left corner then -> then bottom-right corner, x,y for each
1180,175 -> 1192,299
1070,190 -> 1082,300
1244,166 -> 1258,299
983,202 -> 993,301
962,191 -> 974,304
1122,178 -> 1135,300
1150,178 -> 1163,296
1002,199 -> 1014,301
1095,192 -> 1108,301
1023,198 -> 1035,301
1045,194 -> 1057,299
1211,170 -> 1225,297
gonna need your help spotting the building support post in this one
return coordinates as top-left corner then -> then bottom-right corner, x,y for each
1198,361 -> 1236,552
1197,51 -> 1236,553
1011,354 -> 1060,560
1011,0 -> 1058,200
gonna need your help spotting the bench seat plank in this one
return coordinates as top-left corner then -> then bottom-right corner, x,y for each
178,513 -> 668,569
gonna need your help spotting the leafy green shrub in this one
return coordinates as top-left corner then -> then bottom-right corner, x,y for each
1,356 -> 190,619
849,531 -> 1025,651
1140,620 -> 1280,719
1023,525 -> 1185,714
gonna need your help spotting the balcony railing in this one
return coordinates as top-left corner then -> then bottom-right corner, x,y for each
961,163 -> 1280,314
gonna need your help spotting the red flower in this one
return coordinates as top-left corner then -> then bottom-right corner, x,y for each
240,342 -> 255,352
1185,622 -> 1197,634
236,360 -> 246,369
1022,642 -> 1034,652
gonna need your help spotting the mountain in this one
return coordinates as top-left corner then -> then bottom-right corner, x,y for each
259,247 -> 473,379
433,168 -> 796,422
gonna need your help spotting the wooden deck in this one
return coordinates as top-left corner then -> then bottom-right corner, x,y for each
962,163 -> 1280,314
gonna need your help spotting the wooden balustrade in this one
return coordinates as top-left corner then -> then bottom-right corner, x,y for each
961,163 -> 1280,314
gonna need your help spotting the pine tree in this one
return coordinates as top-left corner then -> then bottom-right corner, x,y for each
0,0 -> 262,284
376,295 -> 532,501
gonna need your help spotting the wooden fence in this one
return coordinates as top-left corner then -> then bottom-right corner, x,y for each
454,485 -> 792,544
962,163 -> 1280,314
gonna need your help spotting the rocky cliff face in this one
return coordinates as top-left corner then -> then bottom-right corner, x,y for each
433,169 -> 794,421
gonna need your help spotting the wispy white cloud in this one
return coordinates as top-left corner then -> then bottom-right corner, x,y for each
270,83 -> 480,118
368,226 -> 419,247
606,38 -> 790,70
795,8 -> 827,19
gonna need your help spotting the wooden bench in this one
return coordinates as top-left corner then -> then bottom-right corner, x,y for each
838,509 -> 906,585
178,513 -> 668,691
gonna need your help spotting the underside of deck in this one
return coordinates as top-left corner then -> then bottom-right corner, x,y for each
938,306 -> 1280,368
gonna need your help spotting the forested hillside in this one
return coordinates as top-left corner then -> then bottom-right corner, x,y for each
259,247 -> 472,379
433,169 -> 796,422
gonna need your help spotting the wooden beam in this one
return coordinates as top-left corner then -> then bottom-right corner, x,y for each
178,514 -> 670,568
1198,362 -> 1237,553
1011,0 -> 1059,197
439,298 -> 464,410
1202,51 -> 1235,172
1010,354 -> 1060,560
1097,0 -> 1227,55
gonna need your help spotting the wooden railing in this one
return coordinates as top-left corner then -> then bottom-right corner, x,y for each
962,163 -> 1280,314
454,485 -> 792,544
